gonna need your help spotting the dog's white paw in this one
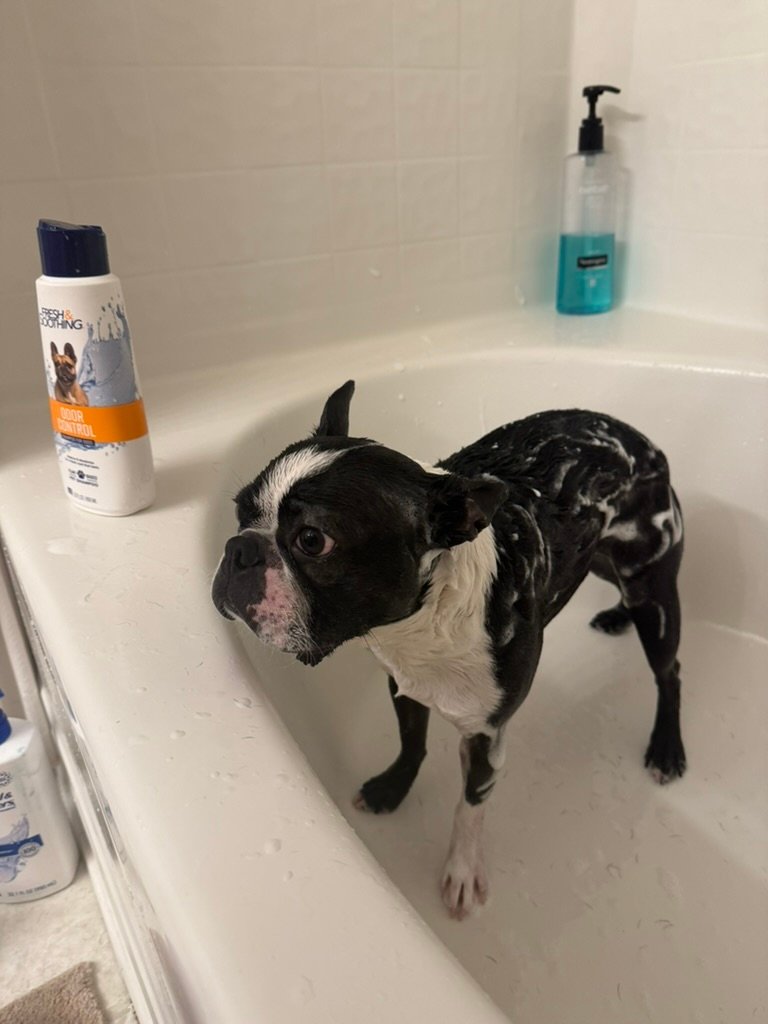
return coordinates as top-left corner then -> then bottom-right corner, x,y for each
440,850 -> 489,920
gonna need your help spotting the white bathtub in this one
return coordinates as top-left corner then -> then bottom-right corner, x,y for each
1,308 -> 766,1023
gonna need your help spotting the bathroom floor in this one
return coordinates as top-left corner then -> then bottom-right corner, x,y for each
0,862 -> 135,1022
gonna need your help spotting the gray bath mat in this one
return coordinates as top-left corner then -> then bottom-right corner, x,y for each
0,962 -> 105,1024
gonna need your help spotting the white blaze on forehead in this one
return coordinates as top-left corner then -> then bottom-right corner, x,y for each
257,445 -> 347,530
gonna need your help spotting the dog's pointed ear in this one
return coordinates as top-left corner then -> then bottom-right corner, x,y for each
64,342 -> 76,360
50,341 -> 59,357
314,380 -> 355,438
427,473 -> 508,548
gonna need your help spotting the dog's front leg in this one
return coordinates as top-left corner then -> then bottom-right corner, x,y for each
354,676 -> 430,813
441,730 -> 504,920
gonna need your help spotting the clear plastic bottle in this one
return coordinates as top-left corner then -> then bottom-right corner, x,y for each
556,85 -> 620,315
0,690 -> 79,903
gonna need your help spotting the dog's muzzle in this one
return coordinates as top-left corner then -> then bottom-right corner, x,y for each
212,531 -> 269,621
212,532 -> 337,665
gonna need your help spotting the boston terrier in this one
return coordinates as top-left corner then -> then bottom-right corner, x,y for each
212,381 -> 686,920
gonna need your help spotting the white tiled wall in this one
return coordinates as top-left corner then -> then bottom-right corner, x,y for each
571,0 -> 768,328
2,0 -> 765,403
0,0 -> 571,397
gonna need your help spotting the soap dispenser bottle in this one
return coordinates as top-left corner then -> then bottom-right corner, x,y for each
556,84 -> 621,315
0,690 -> 79,902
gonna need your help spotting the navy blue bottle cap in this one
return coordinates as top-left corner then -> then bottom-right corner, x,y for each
0,689 -> 10,744
37,219 -> 110,278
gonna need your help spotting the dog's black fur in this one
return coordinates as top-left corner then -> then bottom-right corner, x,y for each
214,381 -> 686,917
364,404 -> 686,810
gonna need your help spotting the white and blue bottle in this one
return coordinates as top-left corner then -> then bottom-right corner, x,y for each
36,219 -> 155,516
556,85 -> 620,315
0,690 -> 79,902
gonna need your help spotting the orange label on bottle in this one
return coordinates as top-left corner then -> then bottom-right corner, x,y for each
49,397 -> 148,444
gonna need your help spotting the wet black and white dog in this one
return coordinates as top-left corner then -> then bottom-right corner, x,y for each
212,381 -> 686,919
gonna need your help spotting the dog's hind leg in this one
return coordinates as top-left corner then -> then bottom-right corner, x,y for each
354,677 -> 430,813
619,538 -> 687,783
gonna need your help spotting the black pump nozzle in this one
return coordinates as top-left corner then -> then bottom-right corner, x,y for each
579,84 -> 620,153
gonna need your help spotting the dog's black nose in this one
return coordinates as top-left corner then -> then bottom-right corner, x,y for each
225,532 -> 268,573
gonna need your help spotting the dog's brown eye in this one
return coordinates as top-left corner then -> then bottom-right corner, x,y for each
295,527 -> 335,557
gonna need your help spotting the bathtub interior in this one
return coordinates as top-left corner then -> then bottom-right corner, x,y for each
208,355 -> 768,1023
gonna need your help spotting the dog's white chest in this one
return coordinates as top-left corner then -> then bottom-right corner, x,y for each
366,530 -> 502,736
369,641 -> 500,735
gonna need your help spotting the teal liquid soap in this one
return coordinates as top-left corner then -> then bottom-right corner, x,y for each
556,233 -> 615,314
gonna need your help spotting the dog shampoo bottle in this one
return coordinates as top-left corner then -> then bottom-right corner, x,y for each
556,85 -> 620,315
35,219 -> 155,515
0,690 -> 79,903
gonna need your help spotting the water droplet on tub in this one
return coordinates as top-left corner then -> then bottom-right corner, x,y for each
210,770 -> 236,786
397,393 -> 405,402
170,729 -> 186,740
263,838 -> 282,855
394,361 -> 405,372
193,710 -> 211,719
368,266 -> 381,278
283,870 -> 294,882
135,686 -> 148,694
234,696 -> 253,710
128,734 -> 148,747
291,977 -> 315,1006
46,537 -> 84,556
657,866 -> 682,901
